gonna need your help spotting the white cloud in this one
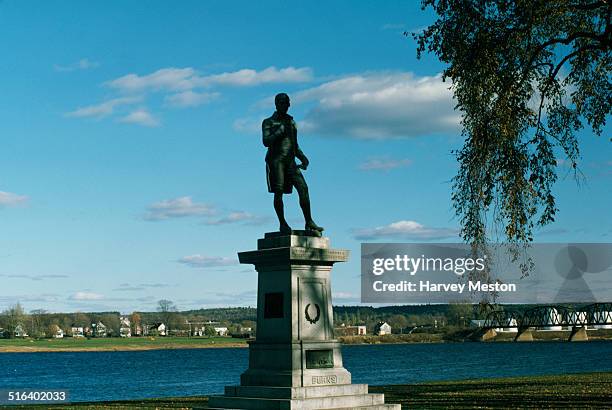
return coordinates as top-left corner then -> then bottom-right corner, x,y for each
332,292 -> 360,303
0,293 -> 61,306
143,198 -> 265,225
353,220 -> 458,240
177,254 -> 238,268
200,66 -> 313,87
107,66 -> 313,94
359,158 -> 412,171
144,196 -> 216,221
113,284 -> 145,292
54,58 -> 100,72
107,67 -> 198,93
293,72 -> 460,139
1,273 -> 68,281
0,191 -> 28,206
66,96 -> 141,118
140,283 -> 170,288
233,117 -> 262,133
204,211 -> 269,226
119,108 -> 160,127
164,90 -> 219,107
68,66 -> 312,127
70,291 -> 104,301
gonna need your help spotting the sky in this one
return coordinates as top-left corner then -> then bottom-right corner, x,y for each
0,1 -> 610,314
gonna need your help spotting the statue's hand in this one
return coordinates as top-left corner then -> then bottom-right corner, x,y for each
298,158 -> 309,170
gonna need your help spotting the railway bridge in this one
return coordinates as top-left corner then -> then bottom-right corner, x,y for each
481,303 -> 612,341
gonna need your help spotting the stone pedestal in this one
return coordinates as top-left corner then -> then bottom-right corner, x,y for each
208,231 -> 399,410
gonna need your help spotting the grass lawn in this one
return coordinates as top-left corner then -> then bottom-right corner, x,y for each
5,372 -> 610,409
3,330 -> 611,352
370,372 -> 612,409
0,336 -> 247,352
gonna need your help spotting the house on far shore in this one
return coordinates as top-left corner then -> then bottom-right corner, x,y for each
49,324 -> 64,338
71,325 -> 84,338
214,326 -> 228,336
14,324 -> 28,338
335,323 -> 367,336
144,323 -> 166,336
374,321 -> 392,336
92,322 -> 107,337
238,326 -> 253,337
120,317 -> 131,338
231,326 -> 253,338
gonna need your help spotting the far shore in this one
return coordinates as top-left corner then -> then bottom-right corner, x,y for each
2,330 -> 612,353
0,336 -> 248,353
0,343 -> 249,353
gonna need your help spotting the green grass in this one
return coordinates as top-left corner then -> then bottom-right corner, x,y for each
370,372 -> 612,409
3,329 -> 611,352
5,372 -> 611,409
0,336 -> 246,352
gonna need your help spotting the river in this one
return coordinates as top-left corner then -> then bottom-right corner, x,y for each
1,341 -> 611,403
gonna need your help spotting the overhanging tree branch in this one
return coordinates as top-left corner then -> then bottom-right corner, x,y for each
416,1 -> 611,270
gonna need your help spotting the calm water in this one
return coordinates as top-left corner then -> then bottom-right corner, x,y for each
1,342 -> 612,403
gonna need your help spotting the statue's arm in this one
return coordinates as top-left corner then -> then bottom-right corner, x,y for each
294,121 -> 309,168
296,146 -> 308,164
262,119 -> 284,147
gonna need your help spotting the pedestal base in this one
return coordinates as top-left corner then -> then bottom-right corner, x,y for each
240,340 -> 351,387
208,384 -> 401,409
211,232 -> 401,409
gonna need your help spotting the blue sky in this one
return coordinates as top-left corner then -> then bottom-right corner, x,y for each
0,1 -> 610,313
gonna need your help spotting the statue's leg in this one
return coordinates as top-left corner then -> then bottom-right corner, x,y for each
295,173 -> 323,232
274,192 -> 291,233
271,159 -> 291,233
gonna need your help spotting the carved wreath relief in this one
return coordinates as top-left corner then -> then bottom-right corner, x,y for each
304,303 -> 321,324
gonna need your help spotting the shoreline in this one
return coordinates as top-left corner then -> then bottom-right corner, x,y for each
0,336 -> 249,353
0,343 -> 249,353
2,332 -> 612,353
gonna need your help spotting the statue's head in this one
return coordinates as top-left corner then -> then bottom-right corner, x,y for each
275,93 -> 290,114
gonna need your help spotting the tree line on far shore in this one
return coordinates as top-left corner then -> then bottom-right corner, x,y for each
2,300 -> 585,339
0,300 -> 256,339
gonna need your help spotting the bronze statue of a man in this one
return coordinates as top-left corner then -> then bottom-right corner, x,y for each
262,93 -> 323,234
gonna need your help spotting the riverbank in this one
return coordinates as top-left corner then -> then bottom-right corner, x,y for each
8,372 -> 610,409
340,329 -> 612,344
2,330 -> 612,352
0,336 -> 247,352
